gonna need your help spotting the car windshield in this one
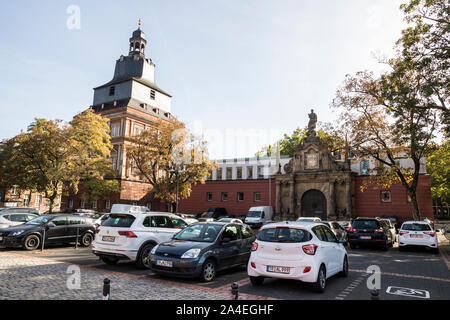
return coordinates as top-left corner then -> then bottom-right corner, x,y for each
174,224 -> 223,242
402,223 -> 431,231
247,211 -> 262,218
258,227 -> 312,243
102,214 -> 135,228
353,220 -> 379,229
26,215 -> 53,225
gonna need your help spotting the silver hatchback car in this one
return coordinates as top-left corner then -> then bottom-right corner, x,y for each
0,212 -> 39,229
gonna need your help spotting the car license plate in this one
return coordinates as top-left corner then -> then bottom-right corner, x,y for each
267,265 -> 290,274
360,236 -> 371,239
102,236 -> 115,242
411,234 -> 423,238
156,260 -> 173,267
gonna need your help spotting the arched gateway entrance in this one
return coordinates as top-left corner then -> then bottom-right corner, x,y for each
301,189 -> 327,220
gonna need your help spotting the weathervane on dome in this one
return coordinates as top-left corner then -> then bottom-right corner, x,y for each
138,18 -> 142,29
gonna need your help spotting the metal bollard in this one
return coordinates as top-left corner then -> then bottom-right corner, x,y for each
103,278 -> 110,300
231,282 -> 239,300
371,289 -> 380,300
41,228 -> 46,252
75,228 -> 79,250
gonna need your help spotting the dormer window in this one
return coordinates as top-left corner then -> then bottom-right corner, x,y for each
109,86 -> 115,96
150,90 -> 156,100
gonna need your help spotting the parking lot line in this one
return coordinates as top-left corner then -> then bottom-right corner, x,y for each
349,268 -> 450,283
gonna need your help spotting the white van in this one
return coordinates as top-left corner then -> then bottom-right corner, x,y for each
245,206 -> 273,229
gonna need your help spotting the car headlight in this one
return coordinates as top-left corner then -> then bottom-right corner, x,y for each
11,230 -> 25,236
150,244 -> 159,255
181,248 -> 201,259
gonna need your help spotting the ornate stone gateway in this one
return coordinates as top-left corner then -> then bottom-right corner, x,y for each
273,110 -> 355,221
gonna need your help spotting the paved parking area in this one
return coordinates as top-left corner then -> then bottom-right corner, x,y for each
0,242 -> 449,300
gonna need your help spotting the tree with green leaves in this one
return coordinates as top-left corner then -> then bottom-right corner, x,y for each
393,0 -> 449,134
426,139 -> 450,210
2,109 -> 119,212
127,119 -> 216,212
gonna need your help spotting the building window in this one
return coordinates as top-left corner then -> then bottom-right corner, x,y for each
150,90 -> 156,100
111,157 -> 117,170
206,192 -> 213,202
254,192 -> 261,202
146,202 -> 152,210
80,199 -> 85,209
23,194 -> 30,207
217,168 -> 223,180
11,186 -> 19,196
257,166 -> 265,179
110,123 -> 121,137
221,192 -> 228,202
133,126 -> 143,136
92,200 -> 97,209
69,199 -> 73,209
34,195 -> 42,209
109,86 -> 115,96
237,192 -> 244,202
237,167 -> 242,179
226,167 -> 232,180
105,200 -> 111,210
360,160 -> 370,175
247,166 -> 253,179
132,201 -> 138,206
381,191 -> 391,203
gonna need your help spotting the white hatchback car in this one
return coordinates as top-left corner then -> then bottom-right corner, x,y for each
248,221 -> 348,292
398,221 -> 439,253
92,205 -> 191,268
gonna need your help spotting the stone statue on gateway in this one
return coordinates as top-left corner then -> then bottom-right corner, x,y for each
307,109 -> 317,137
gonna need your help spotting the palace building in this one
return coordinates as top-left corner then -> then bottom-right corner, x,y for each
57,24 -> 433,223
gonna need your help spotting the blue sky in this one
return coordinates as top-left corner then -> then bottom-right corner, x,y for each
0,0 -> 407,159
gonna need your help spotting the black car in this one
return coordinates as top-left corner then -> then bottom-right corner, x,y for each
197,208 -> 228,221
149,222 -> 256,281
348,217 -> 394,250
0,215 -> 95,250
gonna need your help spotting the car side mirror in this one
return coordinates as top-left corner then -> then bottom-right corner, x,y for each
436,229 -> 441,233
46,223 -> 56,229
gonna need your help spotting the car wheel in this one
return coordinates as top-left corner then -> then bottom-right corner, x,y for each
136,243 -> 155,269
339,255 -> 348,277
249,276 -> 264,286
23,235 -> 40,250
200,259 -> 216,282
101,257 -> 119,265
312,265 -> 326,293
80,233 -> 93,247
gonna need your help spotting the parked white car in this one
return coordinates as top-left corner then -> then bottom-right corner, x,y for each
248,221 -> 348,292
398,221 -> 439,253
92,205 -> 191,268
0,212 -> 39,229
382,219 -> 397,243
296,217 -> 322,223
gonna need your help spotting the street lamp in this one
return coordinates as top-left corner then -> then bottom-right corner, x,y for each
169,164 -> 181,213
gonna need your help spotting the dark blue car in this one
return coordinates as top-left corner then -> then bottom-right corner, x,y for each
149,222 -> 256,282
